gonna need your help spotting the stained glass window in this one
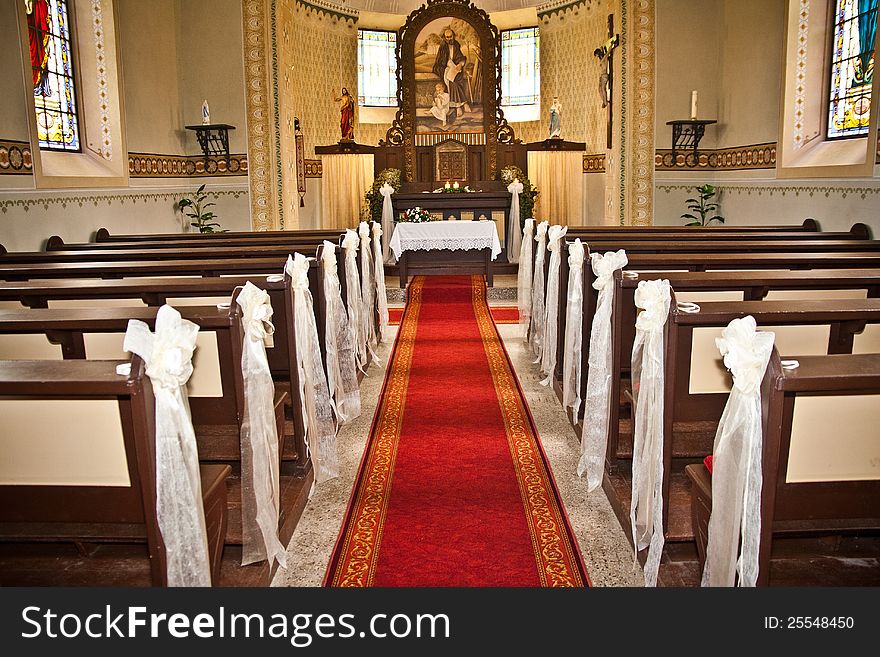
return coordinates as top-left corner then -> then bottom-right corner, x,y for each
27,0 -> 81,151
358,29 -> 397,107
501,27 -> 540,122
827,0 -> 878,139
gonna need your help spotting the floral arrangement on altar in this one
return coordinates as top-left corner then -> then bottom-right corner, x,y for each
433,181 -> 477,193
397,206 -> 432,223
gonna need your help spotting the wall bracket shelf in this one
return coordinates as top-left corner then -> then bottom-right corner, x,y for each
666,119 -> 716,163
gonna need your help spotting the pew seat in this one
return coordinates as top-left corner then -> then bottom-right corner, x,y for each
0,358 -> 231,586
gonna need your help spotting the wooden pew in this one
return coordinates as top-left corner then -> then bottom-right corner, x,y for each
0,303 -> 312,586
561,221 -> 868,240
0,357 -> 231,586
47,229 -> 346,251
94,226 -> 347,243
684,349 -> 880,586
600,296 -> 880,578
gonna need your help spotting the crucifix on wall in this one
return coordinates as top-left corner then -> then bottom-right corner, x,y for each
594,14 -> 620,149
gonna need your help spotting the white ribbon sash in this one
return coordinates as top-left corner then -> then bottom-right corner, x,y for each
530,220 -> 549,359
379,182 -> 395,264
285,254 -> 339,484
507,180 -> 524,264
629,279 -> 671,587
518,218 -> 535,336
359,221 -> 381,366
123,305 -> 211,586
702,316 -> 774,587
540,224 -> 568,385
578,249 -> 629,488
235,282 -> 286,569
321,241 -> 361,426
562,239 -> 585,418
342,229 -> 367,372
372,222 -> 389,342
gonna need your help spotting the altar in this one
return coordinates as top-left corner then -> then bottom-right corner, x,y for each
389,220 -> 501,288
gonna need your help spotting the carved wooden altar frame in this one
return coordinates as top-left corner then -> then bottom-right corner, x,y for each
381,0 -> 516,183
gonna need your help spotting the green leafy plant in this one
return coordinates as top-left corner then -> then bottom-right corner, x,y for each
500,165 -> 538,225
364,168 -> 402,222
178,184 -> 226,233
681,184 -> 724,226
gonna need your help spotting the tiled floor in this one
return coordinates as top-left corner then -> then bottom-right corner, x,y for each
273,278 -> 642,587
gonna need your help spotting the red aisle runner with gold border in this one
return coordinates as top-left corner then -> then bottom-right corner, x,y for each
324,275 -> 589,587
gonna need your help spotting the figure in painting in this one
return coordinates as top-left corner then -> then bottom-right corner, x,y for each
549,96 -> 562,138
432,28 -> 471,117
430,83 -> 452,129
334,88 -> 355,141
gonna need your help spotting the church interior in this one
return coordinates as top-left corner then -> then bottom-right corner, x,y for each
1,0 -> 880,591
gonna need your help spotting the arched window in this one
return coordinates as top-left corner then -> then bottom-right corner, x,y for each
27,0 -> 81,151
500,27 -> 541,123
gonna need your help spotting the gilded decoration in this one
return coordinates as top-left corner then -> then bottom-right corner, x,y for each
128,153 -> 248,177
382,0 -> 515,182
627,0 -> 655,226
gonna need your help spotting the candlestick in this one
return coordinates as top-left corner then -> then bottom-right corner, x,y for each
444,181 -> 450,189
690,90 -> 698,120
453,181 -> 459,189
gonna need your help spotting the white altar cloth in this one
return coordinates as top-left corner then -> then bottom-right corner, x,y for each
389,220 -> 502,260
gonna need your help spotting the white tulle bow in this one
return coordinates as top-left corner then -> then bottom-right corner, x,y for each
123,304 -> 211,586
530,221 -> 550,358
286,253 -> 339,484
235,281 -> 286,569
562,239 -> 586,418
629,278 -> 671,587
372,222 -> 389,341
703,315 -> 774,587
341,229 -> 367,371
359,221 -> 381,366
379,184 -> 396,265
518,218 -> 535,334
578,249 -> 629,489
540,224 -> 568,385
507,180 -> 524,264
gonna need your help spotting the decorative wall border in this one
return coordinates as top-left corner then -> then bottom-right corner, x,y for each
583,152 -> 606,173
656,183 -> 880,200
293,0 -> 358,22
0,140 -> 34,175
629,0 -> 655,226
0,187 -> 249,213
243,0 -> 278,231
793,0 -> 809,149
537,0 -> 589,20
128,153 -> 249,177
91,0 -> 112,159
656,142 -> 778,171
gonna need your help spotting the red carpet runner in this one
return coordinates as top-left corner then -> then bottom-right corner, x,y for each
388,305 -> 520,325
325,275 -> 589,587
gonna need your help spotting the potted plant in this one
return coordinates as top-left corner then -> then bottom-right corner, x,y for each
364,168 -> 402,222
681,183 -> 724,226
178,184 -> 226,233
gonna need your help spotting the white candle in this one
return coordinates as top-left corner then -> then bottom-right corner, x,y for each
690,90 -> 698,120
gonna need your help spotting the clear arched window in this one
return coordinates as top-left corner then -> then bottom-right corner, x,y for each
27,0 -> 81,151
827,0 -> 878,139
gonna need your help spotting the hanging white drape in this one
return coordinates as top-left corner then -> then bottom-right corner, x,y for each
379,182 -> 395,264
123,304 -> 211,586
321,241 -> 361,426
562,239 -> 585,419
518,218 -> 535,336
320,153 -> 374,229
629,279 -> 671,587
235,282 -> 286,569
285,254 -> 339,483
359,221 -> 381,365
578,249 -> 629,489
540,224 -> 568,385
342,229 -> 367,372
372,222 -> 389,342
702,316 -> 775,588
530,220 -> 549,358
507,180 -> 524,264
526,151 -> 585,226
